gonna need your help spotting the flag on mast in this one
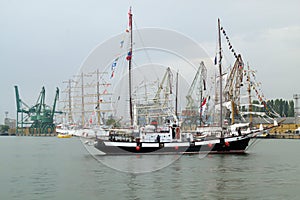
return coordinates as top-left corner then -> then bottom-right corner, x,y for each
126,51 -> 132,60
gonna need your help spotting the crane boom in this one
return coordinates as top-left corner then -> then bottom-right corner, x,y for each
153,67 -> 173,105
185,61 -> 207,109
14,85 -> 30,112
52,87 -> 61,119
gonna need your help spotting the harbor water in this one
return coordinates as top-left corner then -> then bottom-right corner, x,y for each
0,137 -> 300,200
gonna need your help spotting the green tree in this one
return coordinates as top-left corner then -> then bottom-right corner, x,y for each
283,101 -> 289,117
288,100 -> 294,117
246,98 -> 294,117
252,100 -> 260,112
0,125 -> 9,132
106,118 -> 121,128
274,99 -> 280,115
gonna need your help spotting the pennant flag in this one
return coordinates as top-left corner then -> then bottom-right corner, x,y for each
111,57 -> 119,70
111,61 -> 117,69
199,97 -> 208,115
110,70 -> 115,78
201,98 -> 207,107
203,80 -> 206,90
103,89 -> 108,94
120,40 -> 124,48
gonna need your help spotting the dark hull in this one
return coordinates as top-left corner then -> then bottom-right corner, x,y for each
94,136 -> 251,155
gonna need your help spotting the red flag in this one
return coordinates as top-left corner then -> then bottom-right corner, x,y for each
110,70 -> 114,78
201,98 -> 207,107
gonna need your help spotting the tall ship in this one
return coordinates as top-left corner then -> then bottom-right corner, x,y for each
90,8 -> 278,155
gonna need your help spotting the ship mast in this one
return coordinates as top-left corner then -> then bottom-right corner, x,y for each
199,82 -> 203,126
96,69 -> 101,125
218,18 -> 224,138
175,71 -> 179,118
128,7 -> 134,127
247,63 -> 253,128
81,72 -> 85,126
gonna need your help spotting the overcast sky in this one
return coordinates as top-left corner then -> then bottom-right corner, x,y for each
1,0 -> 299,123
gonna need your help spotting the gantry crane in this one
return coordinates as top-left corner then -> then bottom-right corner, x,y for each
15,86 -> 62,134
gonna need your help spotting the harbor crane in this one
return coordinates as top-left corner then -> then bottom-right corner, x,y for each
185,61 -> 207,110
153,67 -> 173,107
15,86 -> 62,134
182,62 -> 207,127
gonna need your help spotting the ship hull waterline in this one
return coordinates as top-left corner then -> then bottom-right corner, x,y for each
94,136 -> 251,155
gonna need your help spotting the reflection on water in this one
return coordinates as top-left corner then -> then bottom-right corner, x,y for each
96,154 -> 182,174
1,137 -> 300,200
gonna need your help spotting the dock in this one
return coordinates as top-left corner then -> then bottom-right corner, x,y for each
258,133 -> 300,139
